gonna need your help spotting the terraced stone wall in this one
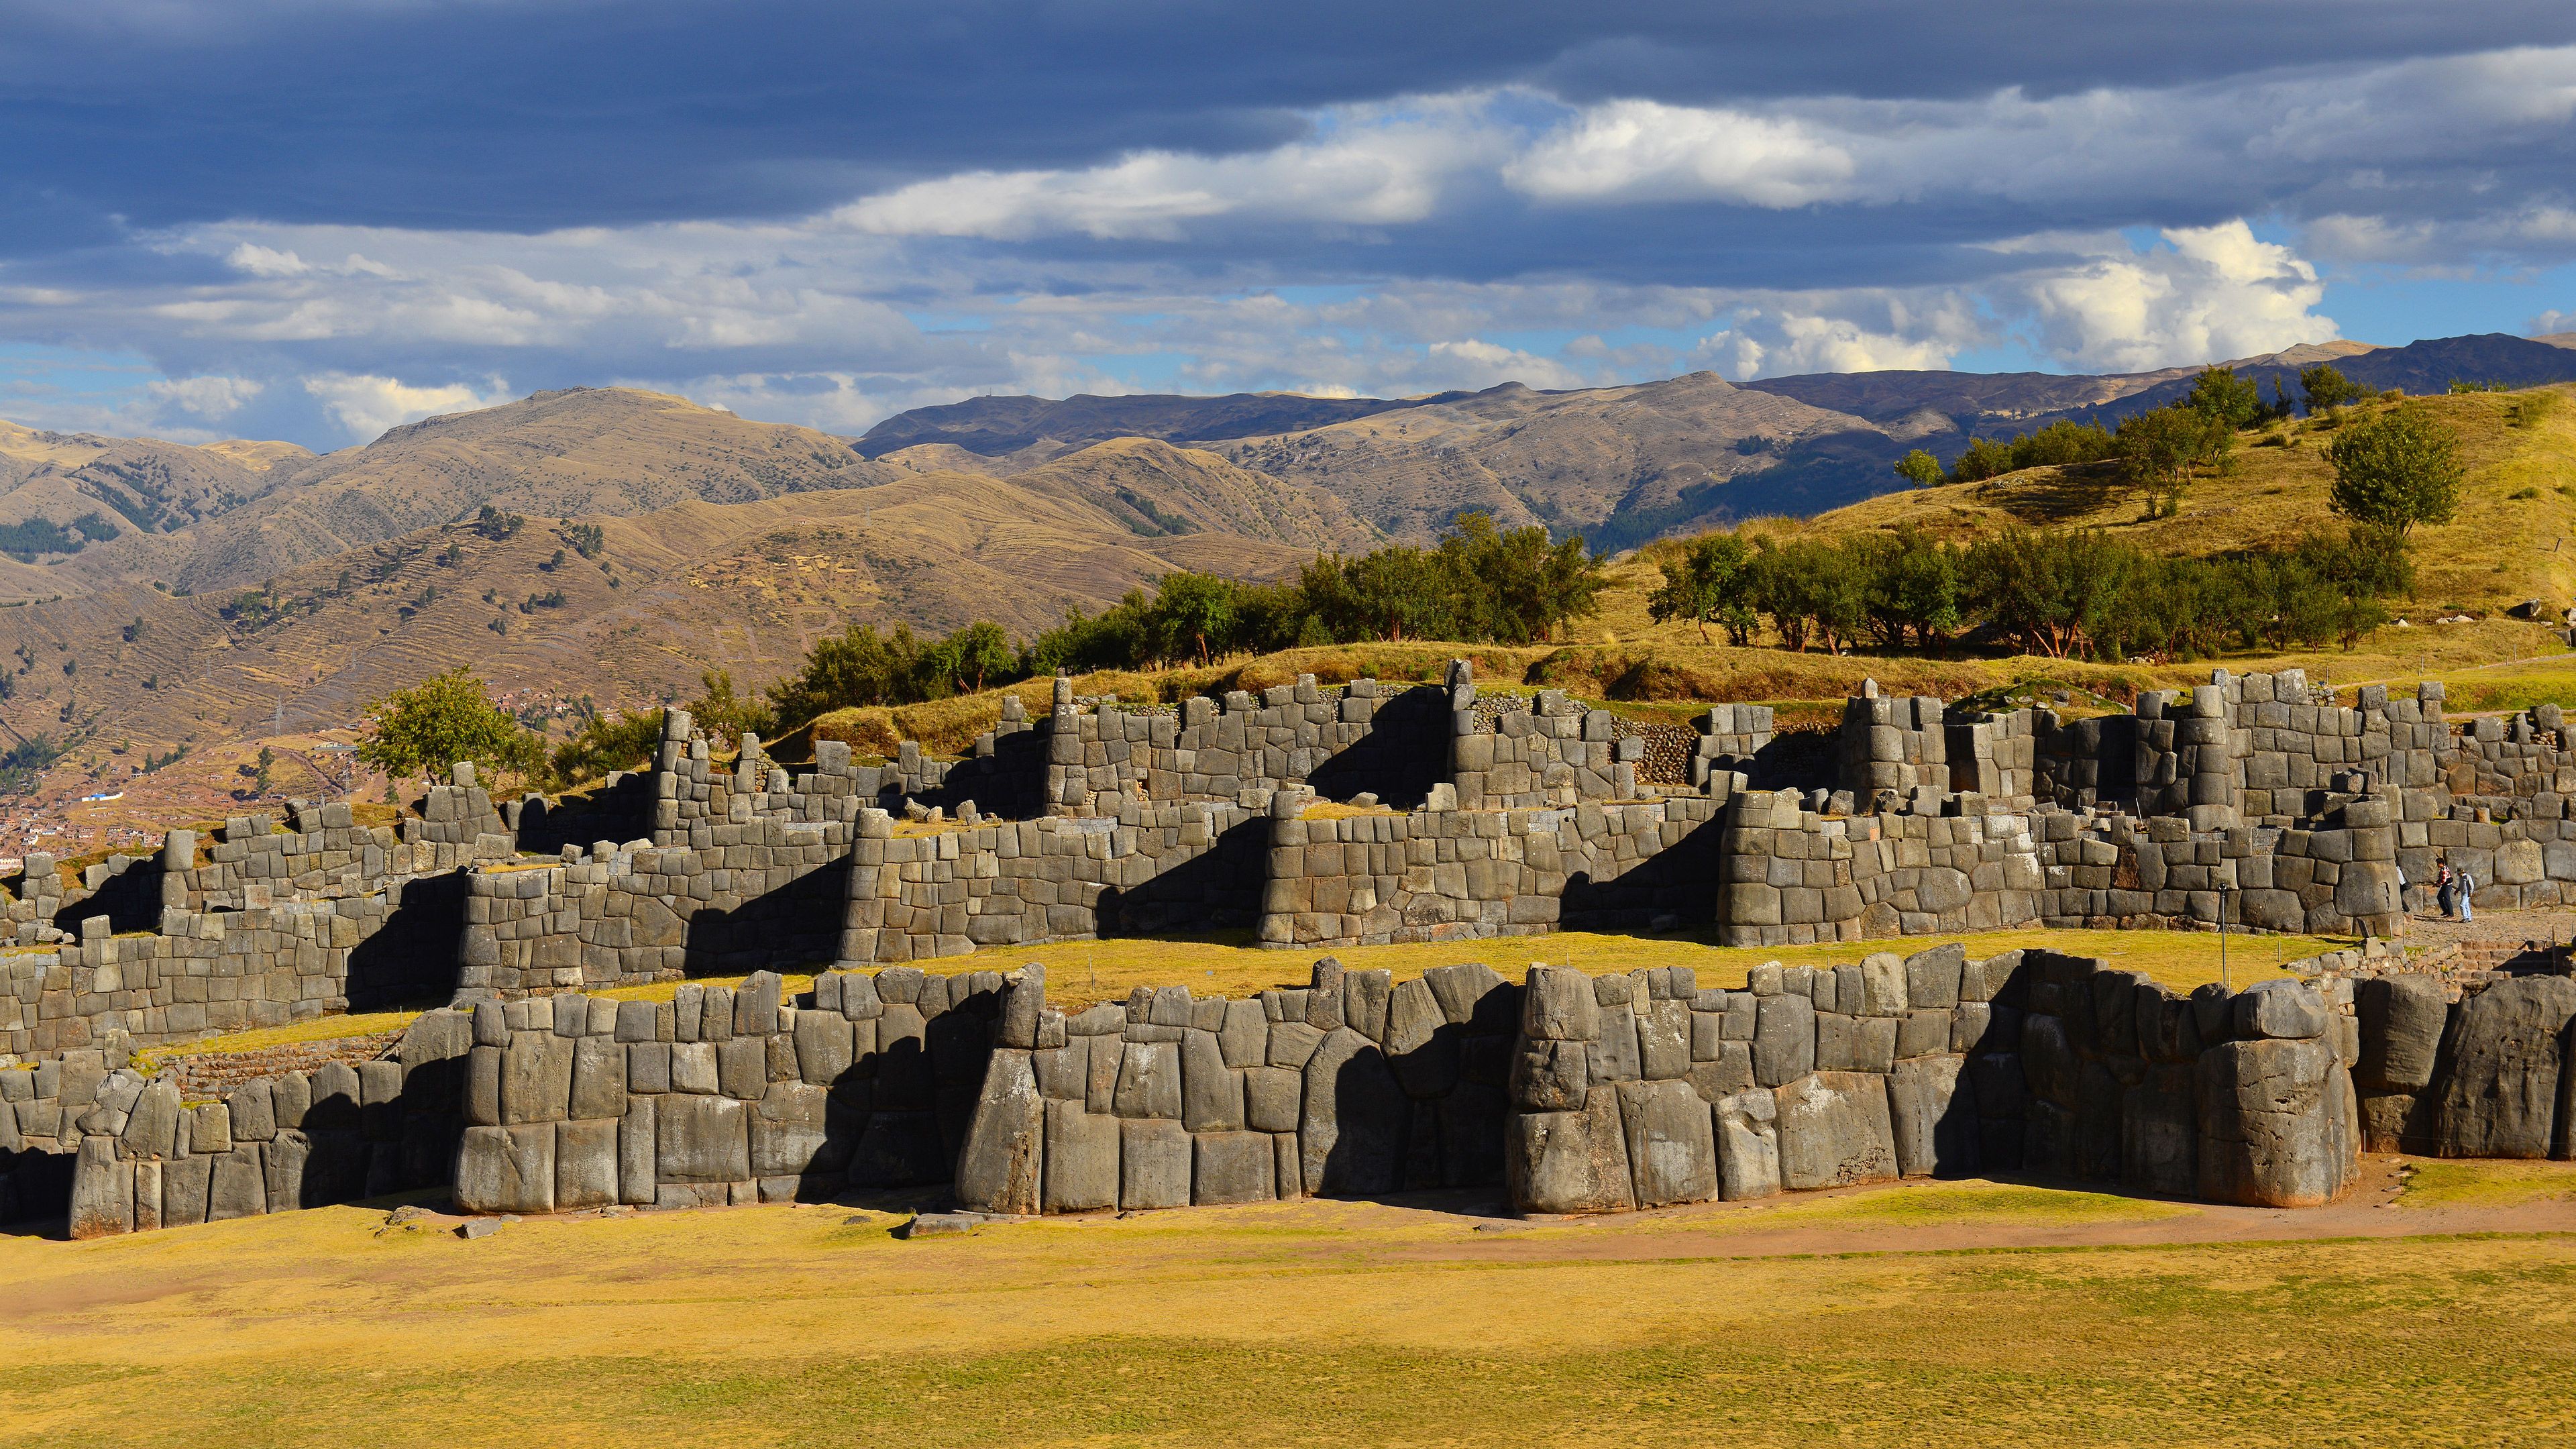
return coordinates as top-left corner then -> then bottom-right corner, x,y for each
952,959 -> 1520,1215
1042,673 -> 1451,815
1257,796 -> 1725,951
1717,793 -> 2045,947
1506,947 -> 2365,1214
840,802 -> 1265,963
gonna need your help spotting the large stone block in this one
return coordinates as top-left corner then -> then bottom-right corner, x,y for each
68,1136 -> 131,1239
1112,1040 -> 1185,1120
2356,975 -> 2447,1093
1752,993 -> 1815,1087
1120,1118 -> 1192,1210
1615,1078 -> 1718,1207
1507,1085 -> 1635,1214
751,1081 -> 832,1179
1180,1030 -> 1245,1132
208,1145 -> 268,1221
1521,966 -> 1599,1040
455,1123 -> 555,1214
2234,980 -> 2328,1040
653,1095 -> 750,1184
1191,1130 -> 1276,1205
955,1049 -> 1044,1215
570,1037 -> 627,1121
2121,1063 -> 2197,1197
1885,1055 -> 1976,1179
2195,1038 -> 2359,1207
2434,977 -> 2576,1159
1774,1071 -> 1899,1191
556,1118 -> 621,1210
1713,1089 -> 1781,1200
500,1032 -> 575,1124
1042,1099 -> 1119,1212
1301,1026 -> 1407,1196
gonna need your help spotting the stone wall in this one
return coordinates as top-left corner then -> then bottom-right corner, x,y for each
1507,947 -> 2363,1214
13,1012 -> 470,1238
1256,795 -> 1725,951
1718,792 -> 2045,947
1043,673 -> 1450,815
447,969 -> 1010,1215
0,888 -> 461,1059
841,802 -> 1264,963
952,958 -> 1519,1214
460,822 -> 852,998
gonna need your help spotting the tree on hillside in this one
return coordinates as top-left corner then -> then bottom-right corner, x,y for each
1648,533 -> 1756,643
356,668 -> 544,783
1147,572 -> 1236,667
2300,363 -> 2365,414
691,669 -> 775,745
2184,366 -> 2265,429
2115,404 -> 2232,515
2327,403 -> 2462,536
1892,449 -> 1944,488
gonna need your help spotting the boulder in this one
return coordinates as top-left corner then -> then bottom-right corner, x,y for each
67,1137 -> 131,1239
208,1144 -> 269,1221
1509,1038 -> 1589,1112
1615,1078 -> 1718,1207
2195,1038 -> 2359,1207
1774,1071 -> 1899,1191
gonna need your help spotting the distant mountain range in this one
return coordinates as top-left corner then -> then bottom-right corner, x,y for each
1,329 -> 2571,755
859,331 -> 2576,550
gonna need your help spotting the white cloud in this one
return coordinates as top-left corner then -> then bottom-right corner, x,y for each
146,374 -> 262,419
1995,221 -> 2335,372
2535,310 -> 2576,337
1424,338 -> 1588,390
301,372 -> 514,441
841,97 -> 1509,240
1506,101 -> 1855,207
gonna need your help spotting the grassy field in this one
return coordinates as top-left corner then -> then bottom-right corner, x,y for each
8,1171 -> 2576,1446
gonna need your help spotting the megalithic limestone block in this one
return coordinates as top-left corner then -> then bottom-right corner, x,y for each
955,1049 -> 1045,1216
2436,977 -> 2576,1159
1774,1071 -> 1899,1191
1507,1084 -> 1635,1214
2195,1037 -> 2360,1207
1712,1089 -> 1781,1201
2356,975 -> 2447,1093
68,1136 -> 133,1239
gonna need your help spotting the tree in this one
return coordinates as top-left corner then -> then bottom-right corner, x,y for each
2327,402 -> 2461,535
1892,449 -> 1944,488
2299,363 -> 2364,414
252,746 -> 274,796
356,668 -> 545,783
2115,405 -> 2231,515
2184,366 -> 2264,429
1147,573 -> 1238,667
1648,533 -> 1754,643
551,707 -> 666,787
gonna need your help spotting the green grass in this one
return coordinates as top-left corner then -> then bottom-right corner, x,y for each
2396,1159 -> 2576,1210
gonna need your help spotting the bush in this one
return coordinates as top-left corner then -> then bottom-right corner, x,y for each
551,707 -> 665,787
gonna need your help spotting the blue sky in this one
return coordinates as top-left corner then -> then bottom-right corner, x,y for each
3,1 -> 2573,449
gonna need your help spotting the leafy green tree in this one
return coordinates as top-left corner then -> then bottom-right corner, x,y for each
2327,403 -> 2462,536
356,668 -> 545,782
689,669 -> 775,745
1648,533 -> 1754,643
2185,366 -> 2265,429
550,707 -> 665,787
1147,573 -> 1237,667
2116,405 -> 2232,515
1892,449 -> 1944,488
2299,363 -> 2364,414
1853,527 -> 1961,651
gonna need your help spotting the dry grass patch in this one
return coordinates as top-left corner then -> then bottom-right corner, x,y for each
6,1188 -> 2576,1446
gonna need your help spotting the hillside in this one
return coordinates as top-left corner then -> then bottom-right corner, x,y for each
863,333 -> 2576,551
